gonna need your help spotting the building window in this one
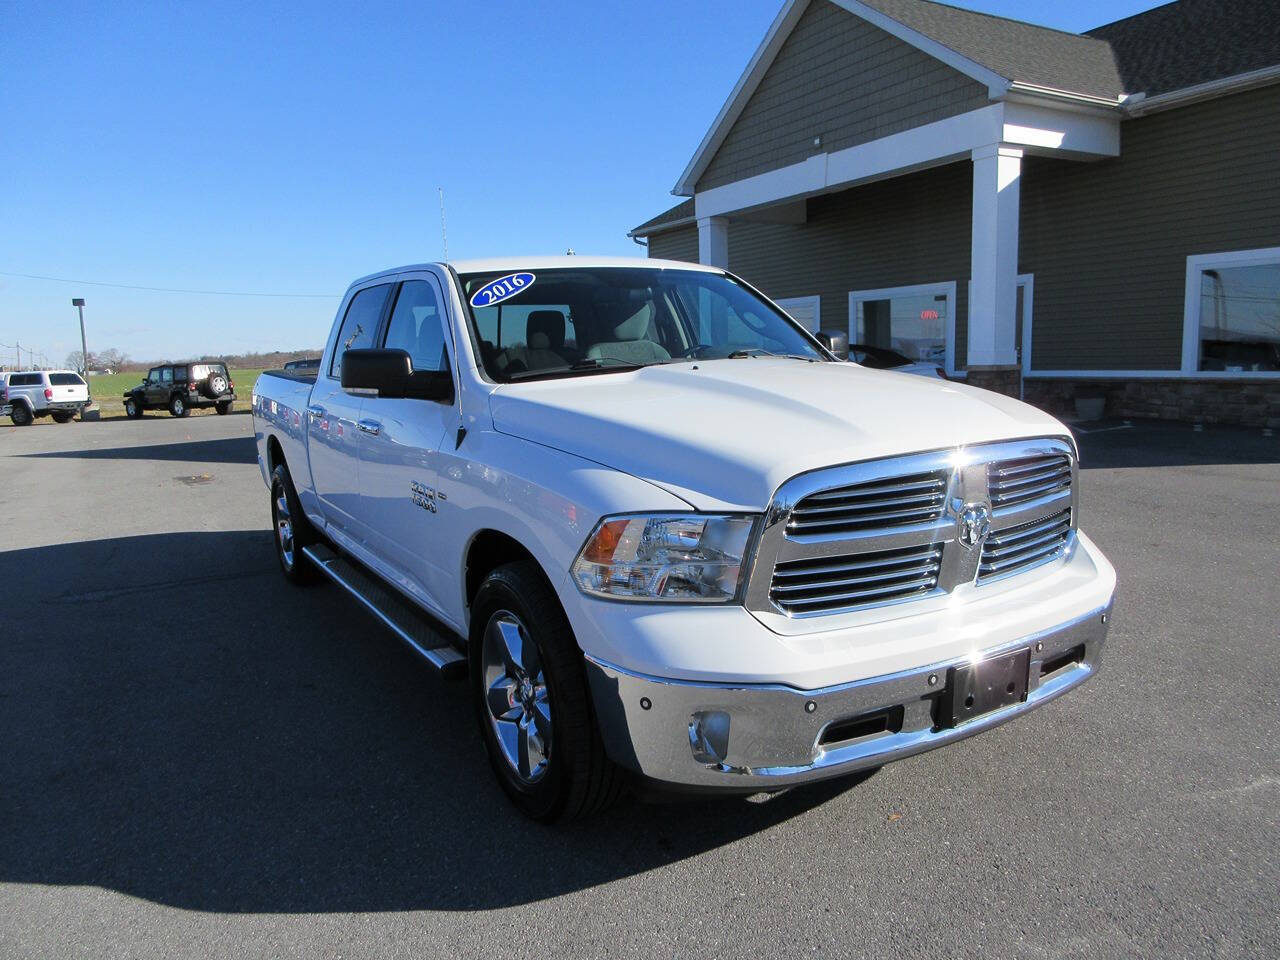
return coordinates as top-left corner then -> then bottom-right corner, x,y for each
849,282 -> 956,376
1183,248 -> 1280,375
774,296 -> 821,332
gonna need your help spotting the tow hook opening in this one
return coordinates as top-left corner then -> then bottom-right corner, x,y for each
1040,644 -> 1086,679
819,704 -> 905,747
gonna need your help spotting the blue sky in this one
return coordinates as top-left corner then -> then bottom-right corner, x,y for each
1,0 -> 1161,364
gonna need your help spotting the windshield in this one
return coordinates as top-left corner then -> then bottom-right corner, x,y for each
457,267 -> 826,381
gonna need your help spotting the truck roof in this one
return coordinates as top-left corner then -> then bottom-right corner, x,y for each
348,255 -> 723,289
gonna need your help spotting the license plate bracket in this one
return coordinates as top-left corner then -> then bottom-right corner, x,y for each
941,648 -> 1030,727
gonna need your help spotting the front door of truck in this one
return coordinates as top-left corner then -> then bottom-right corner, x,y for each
144,368 -> 166,407
308,282 -> 392,538
356,274 -> 455,619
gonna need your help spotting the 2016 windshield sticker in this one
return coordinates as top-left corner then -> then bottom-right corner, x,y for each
470,272 -> 535,308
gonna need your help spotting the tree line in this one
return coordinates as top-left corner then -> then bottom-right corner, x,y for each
65,347 -> 322,373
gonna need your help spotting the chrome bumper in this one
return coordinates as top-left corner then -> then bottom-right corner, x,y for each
585,604 -> 1111,791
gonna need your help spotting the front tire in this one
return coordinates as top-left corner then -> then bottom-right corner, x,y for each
10,404 -> 32,427
270,463 -> 317,585
169,394 -> 189,417
125,398 -> 143,419
470,562 -> 624,822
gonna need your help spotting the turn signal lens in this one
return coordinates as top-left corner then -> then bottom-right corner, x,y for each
572,514 -> 757,603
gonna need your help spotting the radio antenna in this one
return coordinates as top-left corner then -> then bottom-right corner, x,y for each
438,187 -> 449,264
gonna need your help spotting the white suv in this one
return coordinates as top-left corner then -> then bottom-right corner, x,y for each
4,370 -> 90,426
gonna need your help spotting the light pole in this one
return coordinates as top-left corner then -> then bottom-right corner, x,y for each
72,297 -> 99,418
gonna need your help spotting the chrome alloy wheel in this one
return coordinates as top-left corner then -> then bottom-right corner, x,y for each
482,611 -> 552,783
274,491 -> 295,569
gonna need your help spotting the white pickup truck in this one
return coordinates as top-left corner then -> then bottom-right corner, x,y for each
4,370 -> 90,426
253,256 -> 1115,821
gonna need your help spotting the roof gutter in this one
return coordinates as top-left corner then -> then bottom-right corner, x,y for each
1005,81 -> 1126,110
1123,64 -> 1280,117
627,215 -> 696,240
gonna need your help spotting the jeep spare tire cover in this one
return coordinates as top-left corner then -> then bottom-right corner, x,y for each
205,373 -> 228,398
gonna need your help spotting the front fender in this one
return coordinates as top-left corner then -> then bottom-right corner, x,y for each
432,428 -> 693,636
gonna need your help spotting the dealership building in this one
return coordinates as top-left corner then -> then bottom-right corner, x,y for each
632,0 -> 1280,426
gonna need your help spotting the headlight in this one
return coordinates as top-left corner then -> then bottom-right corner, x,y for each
571,514 -> 757,603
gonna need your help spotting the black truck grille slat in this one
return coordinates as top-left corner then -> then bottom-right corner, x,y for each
769,544 -> 943,615
978,508 -> 1072,581
787,470 -> 947,536
987,454 -> 1071,509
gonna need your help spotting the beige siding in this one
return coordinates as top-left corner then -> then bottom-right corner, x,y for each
726,161 -> 974,368
1020,84 -> 1280,371
697,0 -> 989,192
647,226 -> 699,264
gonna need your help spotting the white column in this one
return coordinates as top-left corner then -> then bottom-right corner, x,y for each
968,144 -> 1022,368
697,216 -> 729,269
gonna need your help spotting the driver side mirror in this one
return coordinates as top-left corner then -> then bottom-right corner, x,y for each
815,329 -> 849,361
341,349 -> 454,403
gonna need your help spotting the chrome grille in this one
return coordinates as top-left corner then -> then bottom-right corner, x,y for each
987,453 -> 1071,509
746,438 -> 1079,623
770,544 -> 943,615
978,508 -> 1072,582
787,470 -> 947,536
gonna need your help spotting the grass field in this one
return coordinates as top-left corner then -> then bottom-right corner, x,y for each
84,369 -> 264,419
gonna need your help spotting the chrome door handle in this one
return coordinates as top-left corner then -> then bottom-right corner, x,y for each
357,419 -> 381,436
307,405 -> 325,420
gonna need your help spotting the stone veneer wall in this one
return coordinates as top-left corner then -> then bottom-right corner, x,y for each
965,366 -> 1022,399
1022,378 -> 1280,428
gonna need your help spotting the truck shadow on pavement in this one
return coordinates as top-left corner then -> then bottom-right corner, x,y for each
17,435 -> 258,465
0,530 -> 861,913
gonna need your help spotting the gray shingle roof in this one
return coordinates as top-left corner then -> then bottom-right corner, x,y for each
858,0 -> 1125,99
1088,0 -> 1280,97
635,0 -> 1280,233
630,198 -> 694,237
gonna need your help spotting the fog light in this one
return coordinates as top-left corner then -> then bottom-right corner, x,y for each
688,711 -> 730,767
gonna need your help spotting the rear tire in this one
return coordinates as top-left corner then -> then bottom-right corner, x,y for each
215,401 -> 232,415
270,463 -> 318,585
10,404 -> 32,427
51,411 -> 74,424
470,562 -> 624,822
169,394 -> 189,417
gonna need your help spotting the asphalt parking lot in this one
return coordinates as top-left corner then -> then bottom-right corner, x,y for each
1,412 -> 1277,959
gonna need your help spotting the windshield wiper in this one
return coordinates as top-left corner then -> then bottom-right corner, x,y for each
726,348 -> 817,362
505,357 -> 647,381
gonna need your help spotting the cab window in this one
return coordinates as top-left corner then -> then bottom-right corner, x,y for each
383,280 -> 448,373
160,368 -> 173,383
330,284 -> 392,380
147,367 -> 162,382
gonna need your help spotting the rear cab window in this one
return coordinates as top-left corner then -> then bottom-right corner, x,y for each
49,373 -> 86,386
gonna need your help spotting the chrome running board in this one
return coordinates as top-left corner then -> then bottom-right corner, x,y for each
302,543 -> 466,678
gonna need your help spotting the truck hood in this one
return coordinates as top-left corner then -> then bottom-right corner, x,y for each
489,359 -> 1071,512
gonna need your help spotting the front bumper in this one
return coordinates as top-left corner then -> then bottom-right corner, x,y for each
585,603 -> 1111,791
